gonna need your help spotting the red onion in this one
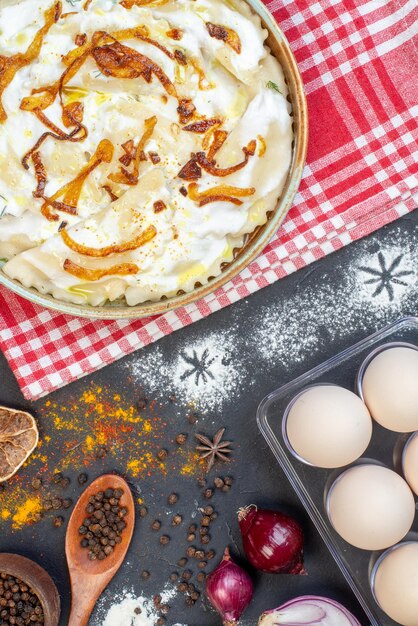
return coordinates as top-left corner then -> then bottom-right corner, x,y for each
258,596 -> 361,625
238,505 -> 305,574
206,547 -> 253,625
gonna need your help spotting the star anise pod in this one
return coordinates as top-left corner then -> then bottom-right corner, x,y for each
195,428 -> 232,473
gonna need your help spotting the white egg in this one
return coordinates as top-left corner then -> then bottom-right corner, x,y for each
327,464 -> 415,550
403,432 -> 418,496
361,346 -> 418,432
285,385 -> 372,468
373,542 -> 418,626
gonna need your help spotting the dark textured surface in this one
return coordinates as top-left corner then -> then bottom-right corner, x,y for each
0,211 -> 417,626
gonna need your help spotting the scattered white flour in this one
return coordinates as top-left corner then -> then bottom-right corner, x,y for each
253,236 -> 418,367
128,331 -> 247,412
92,585 -> 186,626
125,226 -> 418,410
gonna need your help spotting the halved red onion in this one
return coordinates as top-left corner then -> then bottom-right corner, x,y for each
258,596 -> 361,626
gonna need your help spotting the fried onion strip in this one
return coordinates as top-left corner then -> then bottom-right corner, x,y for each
63,259 -> 139,280
61,224 -> 156,257
109,116 -> 157,185
207,130 -> 228,162
196,140 -> 256,177
183,118 -> 222,133
206,22 -> 242,54
32,151 -> 48,198
188,183 -> 255,200
41,139 -> 114,221
0,2 -> 61,122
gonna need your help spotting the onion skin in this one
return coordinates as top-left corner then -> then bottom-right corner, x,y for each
238,506 -> 305,574
258,596 -> 361,625
206,547 -> 253,625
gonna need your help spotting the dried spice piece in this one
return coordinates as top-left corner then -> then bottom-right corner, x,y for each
175,433 -> 187,445
195,428 -> 232,473
0,573 -> 44,624
0,406 -> 39,482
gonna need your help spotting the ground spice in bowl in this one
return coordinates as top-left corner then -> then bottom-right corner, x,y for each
0,572 -> 44,624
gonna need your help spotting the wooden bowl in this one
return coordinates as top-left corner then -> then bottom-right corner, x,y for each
0,553 -> 60,626
0,0 -> 308,319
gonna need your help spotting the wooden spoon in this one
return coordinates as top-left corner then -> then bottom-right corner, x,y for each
65,473 -> 135,626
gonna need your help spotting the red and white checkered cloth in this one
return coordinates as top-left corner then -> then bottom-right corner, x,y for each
0,0 -> 417,400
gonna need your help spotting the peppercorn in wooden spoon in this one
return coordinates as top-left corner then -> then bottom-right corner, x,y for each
65,474 -> 135,626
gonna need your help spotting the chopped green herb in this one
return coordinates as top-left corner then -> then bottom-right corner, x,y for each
0,259 -> 7,264
266,81 -> 283,95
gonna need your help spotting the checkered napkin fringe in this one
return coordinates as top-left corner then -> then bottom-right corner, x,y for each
0,0 -> 417,399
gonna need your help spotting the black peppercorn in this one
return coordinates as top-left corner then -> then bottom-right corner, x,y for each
181,570 -> 192,581
169,572 -> 178,582
175,433 -> 187,445
160,535 -> 170,546
214,477 -> 224,489
141,570 -> 150,580
53,472 -> 63,484
157,449 -> 168,461
187,533 -> 196,542
139,506 -> 148,518
196,572 -> 206,582
188,412 -> 199,424
137,397 -> 148,410
31,478 -> 41,490
204,488 -> 213,499
203,506 -> 214,515
167,493 -> 178,505
151,520 -> 161,531
177,558 -> 187,567
201,534 -> 211,545
78,473 -> 88,485
172,514 -> 182,526
53,516 -> 64,528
